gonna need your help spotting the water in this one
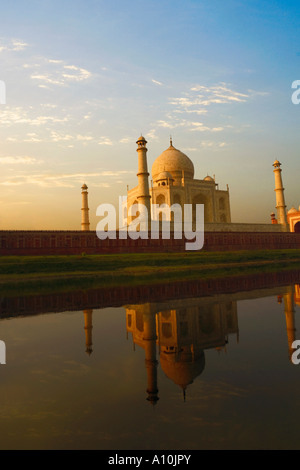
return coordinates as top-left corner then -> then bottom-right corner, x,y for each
0,271 -> 300,450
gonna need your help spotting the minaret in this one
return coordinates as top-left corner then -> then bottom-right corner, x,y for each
81,183 -> 90,231
273,160 -> 288,229
136,136 -> 151,228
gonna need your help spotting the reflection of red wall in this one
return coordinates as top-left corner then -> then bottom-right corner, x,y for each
1,268 -> 300,318
1,230 -> 300,255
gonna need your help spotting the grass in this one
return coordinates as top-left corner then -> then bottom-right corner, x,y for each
0,249 -> 300,297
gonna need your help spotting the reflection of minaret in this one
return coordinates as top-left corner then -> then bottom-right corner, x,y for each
81,184 -> 90,231
295,284 -> 300,307
143,307 -> 159,405
283,287 -> 296,362
83,309 -> 93,356
126,304 -> 159,405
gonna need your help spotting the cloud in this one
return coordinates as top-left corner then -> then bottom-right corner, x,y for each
76,134 -> 94,142
0,156 -> 37,164
120,137 -> 131,144
0,38 -> 29,53
0,106 -> 70,127
28,58 -> 93,88
151,82 -> 268,136
98,137 -> 113,146
146,128 -> 158,140
152,79 -> 163,86
156,120 -> 178,129
155,118 -> 223,133
199,141 -> 228,149
24,133 -> 43,142
188,122 -> 224,132
11,40 -> 29,51
170,83 -> 250,118
0,170 -> 134,188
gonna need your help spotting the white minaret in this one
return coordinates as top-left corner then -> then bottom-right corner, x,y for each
136,135 -> 151,227
273,160 -> 288,229
81,183 -> 90,231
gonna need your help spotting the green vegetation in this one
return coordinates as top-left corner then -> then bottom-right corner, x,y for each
0,249 -> 300,297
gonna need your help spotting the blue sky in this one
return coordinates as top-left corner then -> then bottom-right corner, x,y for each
0,0 -> 299,229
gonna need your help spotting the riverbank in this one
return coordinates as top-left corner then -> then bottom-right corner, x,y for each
0,249 -> 300,296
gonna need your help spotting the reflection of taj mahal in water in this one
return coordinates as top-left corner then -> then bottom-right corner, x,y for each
125,299 -> 238,404
81,284 -> 299,404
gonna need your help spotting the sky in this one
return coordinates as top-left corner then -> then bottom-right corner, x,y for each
0,0 -> 299,230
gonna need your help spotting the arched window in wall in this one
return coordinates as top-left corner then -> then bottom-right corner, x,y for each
129,199 -> 139,223
173,193 -> 181,207
156,194 -> 166,222
192,194 -> 210,223
219,197 -> 225,211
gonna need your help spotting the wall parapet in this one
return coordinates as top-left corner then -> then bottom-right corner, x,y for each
204,223 -> 285,232
0,229 -> 300,255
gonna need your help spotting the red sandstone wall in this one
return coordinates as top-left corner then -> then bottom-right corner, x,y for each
0,230 -> 300,256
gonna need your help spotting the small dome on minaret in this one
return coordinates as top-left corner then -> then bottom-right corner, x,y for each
136,135 -> 147,147
273,160 -> 282,168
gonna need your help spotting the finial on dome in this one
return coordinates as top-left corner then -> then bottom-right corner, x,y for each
170,135 -> 173,147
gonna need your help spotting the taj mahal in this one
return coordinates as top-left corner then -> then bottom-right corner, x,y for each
88,134 -> 300,234
2,134 -> 300,256
126,136 -> 231,226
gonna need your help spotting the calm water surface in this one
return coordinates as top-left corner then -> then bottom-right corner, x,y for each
0,275 -> 299,450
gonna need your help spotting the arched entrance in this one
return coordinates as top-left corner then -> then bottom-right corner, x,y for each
294,221 -> 300,233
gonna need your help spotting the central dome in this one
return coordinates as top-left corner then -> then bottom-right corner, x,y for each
152,143 -> 194,183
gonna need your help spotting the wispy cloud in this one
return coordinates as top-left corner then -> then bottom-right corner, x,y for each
188,122 -> 224,132
98,137 -> 113,146
26,57 -> 92,88
0,38 -> 29,53
152,79 -> 163,86
0,170 -> 134,188
170,82 -> 250,117
0,155 -> 37,164
0,106 -> 70,127
199,141 -> 228,149
119,137 -> 131,144
151,82 -> 268,136
155,118 -> 223,133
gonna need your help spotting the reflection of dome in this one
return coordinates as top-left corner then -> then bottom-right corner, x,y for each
152,144 -> 194,182
204,175 -> 214,183
160,350 -> 205,392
